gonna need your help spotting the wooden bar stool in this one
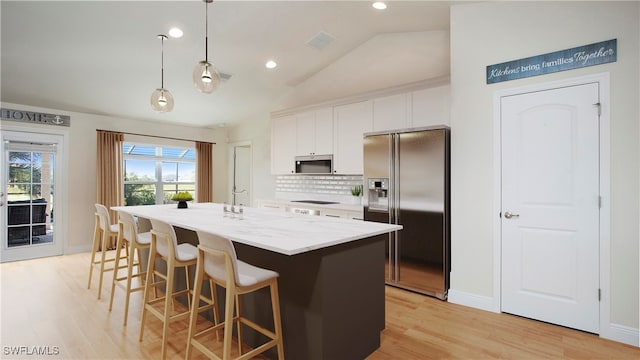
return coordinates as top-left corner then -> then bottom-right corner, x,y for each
186,231 -> 284,360
108,211 -> 151,326
88,203 -> 122,300
139,219 -> 216,359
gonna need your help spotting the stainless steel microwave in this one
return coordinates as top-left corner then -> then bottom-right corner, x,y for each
295,155 -> 333,174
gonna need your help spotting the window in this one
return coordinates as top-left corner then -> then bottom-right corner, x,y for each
123,143 -> 196,205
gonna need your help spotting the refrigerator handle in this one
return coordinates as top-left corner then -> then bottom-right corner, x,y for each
393,133 -> 400,224
393,134 -> 400,280
388,134 -> 395,224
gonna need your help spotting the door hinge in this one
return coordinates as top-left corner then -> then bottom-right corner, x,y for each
593,102 -> 602,116
598,288 -> 601,301
599,196 -> 602,208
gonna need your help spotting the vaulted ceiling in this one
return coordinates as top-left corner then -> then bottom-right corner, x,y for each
1,1 -> 451,127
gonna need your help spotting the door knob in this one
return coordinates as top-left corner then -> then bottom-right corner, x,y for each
504,211 -> 520,219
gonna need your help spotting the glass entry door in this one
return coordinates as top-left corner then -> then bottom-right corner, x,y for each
1,130 -> 64,262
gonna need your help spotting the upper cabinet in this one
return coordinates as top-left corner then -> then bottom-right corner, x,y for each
333,100 -> 373,175
270,82 -> 450,175
271,115 -> 297,174
296,107 -> 333,156
373,93 -> 410,132
411,85 -> 451,128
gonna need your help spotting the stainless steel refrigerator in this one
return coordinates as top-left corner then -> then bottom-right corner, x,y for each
363,126 -> 450,300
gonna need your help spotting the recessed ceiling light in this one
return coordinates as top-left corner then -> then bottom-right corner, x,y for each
372,2 -> 387,10
265,60 -> 277,69
168,27 -> 183,38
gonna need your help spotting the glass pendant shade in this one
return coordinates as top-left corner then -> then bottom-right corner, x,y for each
151,34 -> 173,113
150,88 -> 174,112
193,60 -> 220,93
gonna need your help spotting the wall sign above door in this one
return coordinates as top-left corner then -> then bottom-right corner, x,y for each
486,39 -> 616,84
1,108 -> 70,127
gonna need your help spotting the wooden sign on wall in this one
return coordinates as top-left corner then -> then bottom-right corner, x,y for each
1,108 -> 70,127
487,39 -> 617,84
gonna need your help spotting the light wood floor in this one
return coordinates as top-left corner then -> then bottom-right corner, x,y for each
1,252 -> 639,359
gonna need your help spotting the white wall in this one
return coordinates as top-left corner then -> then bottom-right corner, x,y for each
449,0 -> 639,339
0,102 -> 228,253
226,113 -> 274,205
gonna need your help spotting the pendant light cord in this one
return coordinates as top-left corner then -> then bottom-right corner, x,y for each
160,35 -> 165,88
204,2 -> 209,62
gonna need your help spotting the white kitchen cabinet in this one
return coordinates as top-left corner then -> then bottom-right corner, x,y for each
411,85 -> 450,128
333,100 -> 373,175
257,199 -> 363,220
322,209 -> 363,220
256,200 -> 288,210
373,93 -> 410,132
296,107 -> 333,156
270,115 -> 297,174
345,209 -> 364,220
320,209 -> 346,219
313,107 -> 334,155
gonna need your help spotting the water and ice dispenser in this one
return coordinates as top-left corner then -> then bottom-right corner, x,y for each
367,178 -> 389,212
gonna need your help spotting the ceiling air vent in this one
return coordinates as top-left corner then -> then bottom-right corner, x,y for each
307,31 -> 335,50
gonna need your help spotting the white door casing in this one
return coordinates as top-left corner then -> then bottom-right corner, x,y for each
500,82 -> 600,333
228,141 -> 252,207
1,129 -> 67,262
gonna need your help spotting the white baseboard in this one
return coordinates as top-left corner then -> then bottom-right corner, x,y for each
448,288 -> 498,313
601,323 -> 639,347
448,289 -> 639,348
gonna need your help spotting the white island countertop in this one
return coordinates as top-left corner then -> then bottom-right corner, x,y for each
113,203 -> 401,256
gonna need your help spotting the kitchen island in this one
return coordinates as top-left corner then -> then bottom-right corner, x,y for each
113,203 -> 401,360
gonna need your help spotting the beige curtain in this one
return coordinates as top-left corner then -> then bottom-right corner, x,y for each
96,130 -> 124,249
196,141 -> 214,202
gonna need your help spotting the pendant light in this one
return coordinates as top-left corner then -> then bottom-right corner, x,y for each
193,0 -> 220,93
150,34 -> 174,112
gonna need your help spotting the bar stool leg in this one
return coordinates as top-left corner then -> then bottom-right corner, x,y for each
87,218 -> 101,290
139,247 -> 157,342
160,257 -> 176,359
222,286 -> 235,360
235,294 -> 243,356
108,234 -> 126,312
122,240 -> 136,326
97,230 -> 109,300
271,281 -> 285,359
185,253 -> 205,360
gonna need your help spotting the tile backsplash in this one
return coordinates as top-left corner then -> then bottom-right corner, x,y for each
275,175 -> 363,196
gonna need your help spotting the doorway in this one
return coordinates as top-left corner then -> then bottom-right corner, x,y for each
496,74 -> 610,334
228,142 -> 251,207
1,130 -> 66,262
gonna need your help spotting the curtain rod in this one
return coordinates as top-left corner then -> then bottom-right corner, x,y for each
96,129 -> 216,145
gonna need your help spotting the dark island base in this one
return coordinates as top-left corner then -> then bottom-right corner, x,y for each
234,233 -> 386,360
159,227 -> 386,360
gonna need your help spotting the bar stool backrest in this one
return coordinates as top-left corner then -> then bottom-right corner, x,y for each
149,219 -> 178,258
196,231 -> 241,285
95,203 -> 111,232
118,211 -> 138,243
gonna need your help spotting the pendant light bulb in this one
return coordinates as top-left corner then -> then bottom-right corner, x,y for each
151,88 -> 174,112
151,35 -> 174,112
201,65 -> 213,83
193,0 -> 220,94
158,92 -> 168,106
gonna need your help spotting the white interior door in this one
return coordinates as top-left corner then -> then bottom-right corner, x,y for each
501,83 -> 600,333
1,130 -> 65,262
